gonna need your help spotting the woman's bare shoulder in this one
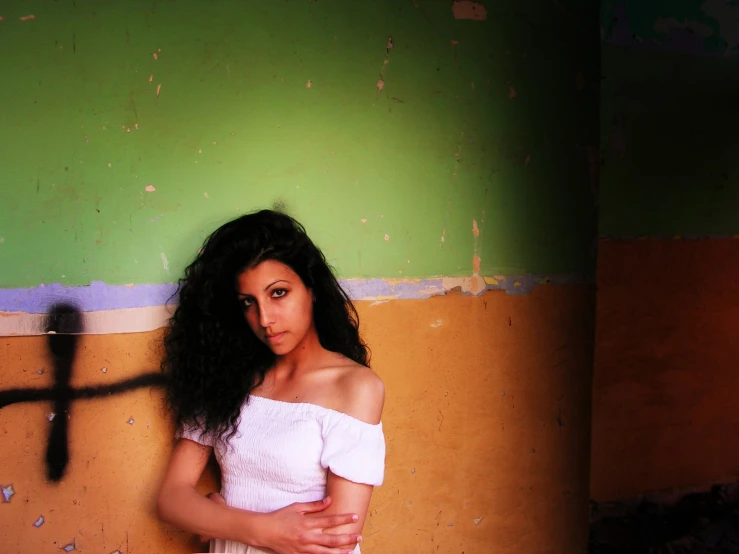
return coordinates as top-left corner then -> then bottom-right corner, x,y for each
333,362 -> 385,424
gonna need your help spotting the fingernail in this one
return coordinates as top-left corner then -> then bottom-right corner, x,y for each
357,535 -> 363,543
352,514 -> 359,522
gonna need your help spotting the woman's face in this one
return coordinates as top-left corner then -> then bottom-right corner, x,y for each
236,259 -> 315,356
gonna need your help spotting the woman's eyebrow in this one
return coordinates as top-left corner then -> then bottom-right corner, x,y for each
264,279 -> 289,291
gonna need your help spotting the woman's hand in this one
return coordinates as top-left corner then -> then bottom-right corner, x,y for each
255,496 -> 361,554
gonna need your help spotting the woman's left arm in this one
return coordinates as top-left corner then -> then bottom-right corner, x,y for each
315,369 -> 385,538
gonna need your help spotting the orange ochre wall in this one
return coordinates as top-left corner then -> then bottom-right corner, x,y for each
590,238 -> 739,502
1,285 -> 594,554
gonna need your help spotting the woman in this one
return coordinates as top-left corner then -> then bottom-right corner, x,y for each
157,210 -> 386,554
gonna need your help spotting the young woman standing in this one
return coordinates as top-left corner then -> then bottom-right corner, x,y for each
157,210 -> 386,554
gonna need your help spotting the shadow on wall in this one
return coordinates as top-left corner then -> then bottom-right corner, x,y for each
0,303 -> 166,485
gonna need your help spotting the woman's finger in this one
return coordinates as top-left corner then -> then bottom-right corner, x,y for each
312,530 -> 361,548
307,513 -> 359,530
296,497 -> 332,513
206,491 -> 226,504
305,546 -> 358,554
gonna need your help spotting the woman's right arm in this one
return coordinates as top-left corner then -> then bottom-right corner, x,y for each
157,438 -> 362,554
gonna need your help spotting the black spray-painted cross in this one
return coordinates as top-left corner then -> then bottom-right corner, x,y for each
0,303 -> 166,482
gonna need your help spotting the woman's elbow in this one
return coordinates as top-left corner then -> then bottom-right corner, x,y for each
156,486 -> 178,524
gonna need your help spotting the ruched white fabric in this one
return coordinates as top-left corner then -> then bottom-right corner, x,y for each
178,395 -> 386,554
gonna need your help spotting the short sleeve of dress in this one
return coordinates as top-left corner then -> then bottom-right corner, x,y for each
175,417 -> 218,448
320,413 -> 386,487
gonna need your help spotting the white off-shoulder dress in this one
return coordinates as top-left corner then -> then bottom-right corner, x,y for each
178,395 -> 386,554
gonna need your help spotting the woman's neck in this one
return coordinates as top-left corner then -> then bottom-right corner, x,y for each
273,327 -> 325,377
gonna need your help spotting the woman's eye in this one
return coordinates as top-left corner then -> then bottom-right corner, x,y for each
242,298 -> 254,308
272,289 -> 287,298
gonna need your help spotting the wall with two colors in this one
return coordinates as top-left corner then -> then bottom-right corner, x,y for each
592,0 -> 739,502
0,1 -> 599,553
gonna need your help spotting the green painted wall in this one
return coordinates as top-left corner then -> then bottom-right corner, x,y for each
0,1 -> 598,287
600,0 -> 739,236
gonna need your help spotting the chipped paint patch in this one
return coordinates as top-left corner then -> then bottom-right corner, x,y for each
33,515 -> 45,527
2,484 -> 14,502
144,185 -> 156,192
452,1 -> 487,21
62,539 -> 76,552
160,253 -> 169,273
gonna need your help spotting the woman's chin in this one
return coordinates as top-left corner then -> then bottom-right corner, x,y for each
267,342 -> 293,356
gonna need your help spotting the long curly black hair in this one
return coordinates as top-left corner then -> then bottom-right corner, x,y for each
162,209 -> 369,443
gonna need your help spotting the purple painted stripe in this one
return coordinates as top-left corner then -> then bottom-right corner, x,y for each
498,274 -> 589,295
0,274 -> 590,313
341,279 -> 444,300
0,281 -> 179,314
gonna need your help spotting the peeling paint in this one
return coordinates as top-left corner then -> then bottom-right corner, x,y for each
20,15 -> 35,21
452,1 -> 487,21
604,3 -> 732,57
2,484 -> 14,502
33,515 -> 45,527
144,185 -> 156,192
62,539 -> 76,552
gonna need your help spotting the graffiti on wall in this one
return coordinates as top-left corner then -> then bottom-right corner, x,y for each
0,303 -> 166,483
